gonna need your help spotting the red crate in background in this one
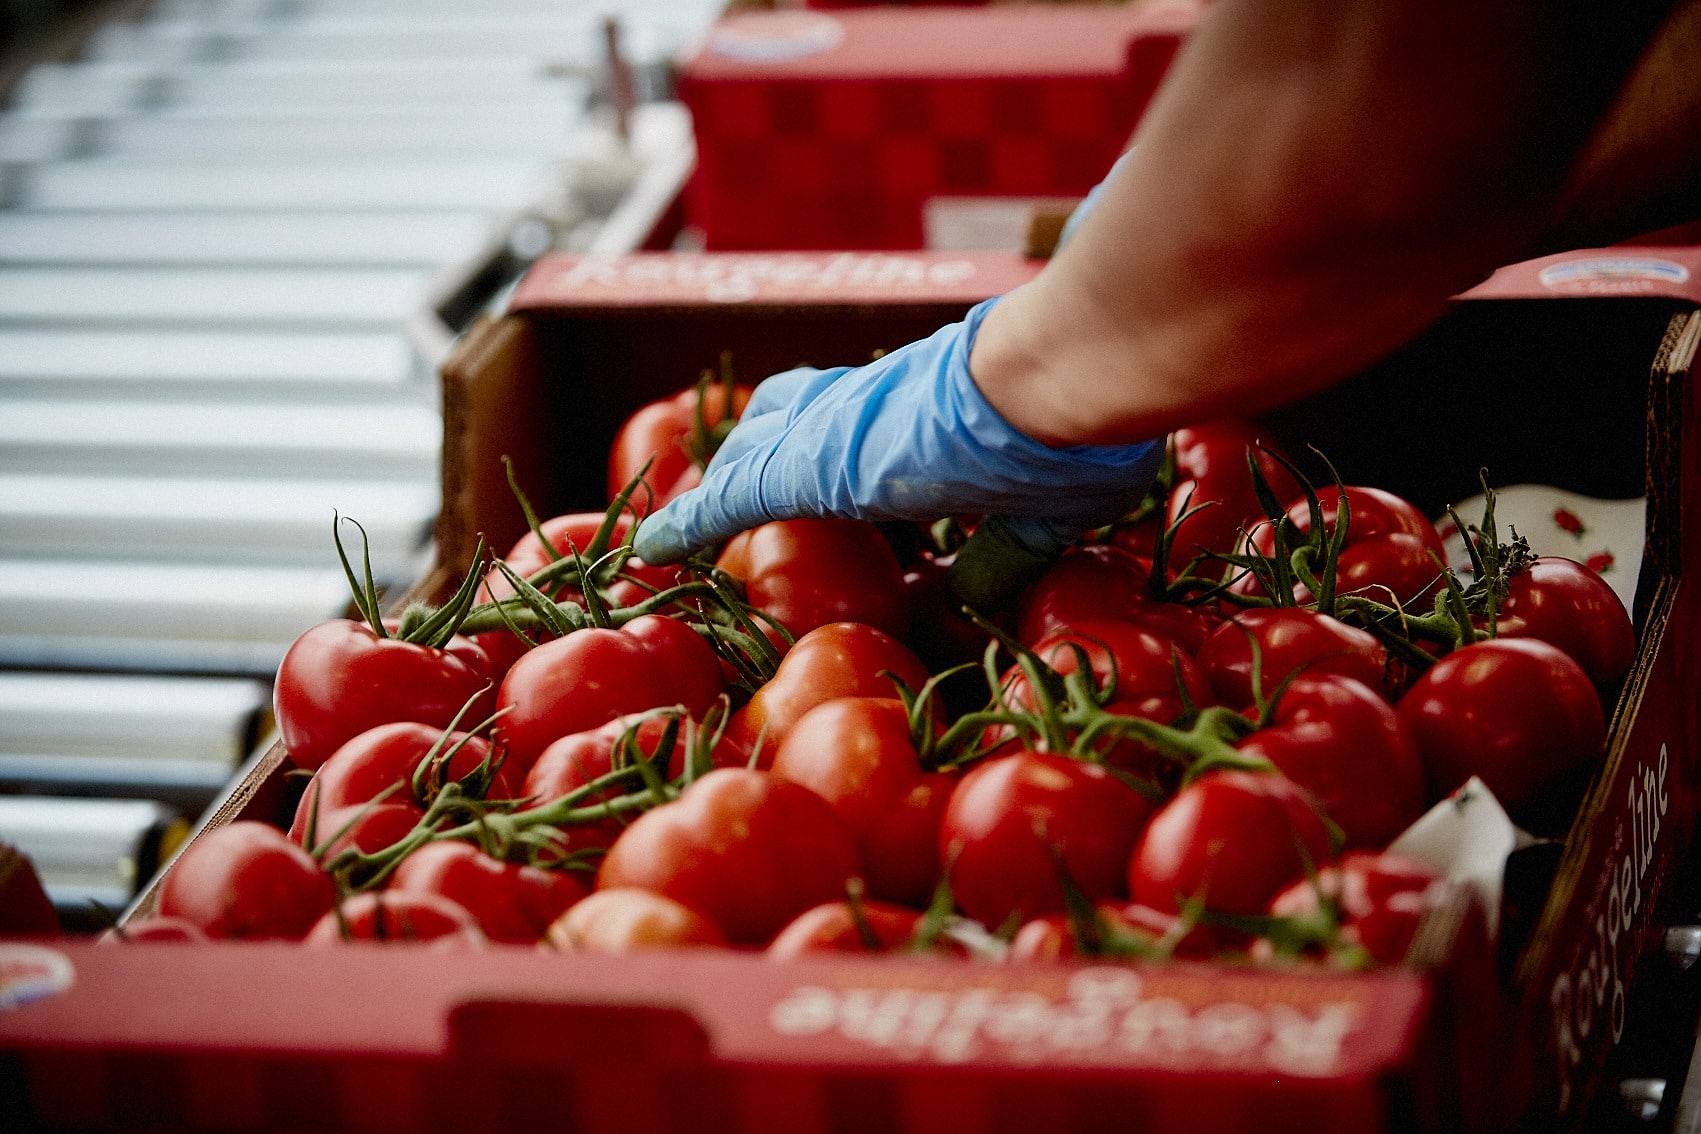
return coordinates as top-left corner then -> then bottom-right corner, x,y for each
676,4 -> 1204,250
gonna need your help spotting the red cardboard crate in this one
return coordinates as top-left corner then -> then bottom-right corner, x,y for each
4,248 -> 1698,1133
676,5 -> 1202,250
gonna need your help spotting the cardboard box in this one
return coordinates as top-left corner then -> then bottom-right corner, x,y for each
675,5 -> 1201,250
4,246 -> 1698,1133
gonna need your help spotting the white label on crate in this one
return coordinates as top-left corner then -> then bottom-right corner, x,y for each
1548,744 -> 1669,1113
550,253 -> 982,304
769,968 -> 1362,1074
0,944 -> 74,1010
1538,257 -> 1690,296
706,12 -> 844,62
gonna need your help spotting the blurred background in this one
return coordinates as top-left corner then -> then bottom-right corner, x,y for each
0,0 -> 721,928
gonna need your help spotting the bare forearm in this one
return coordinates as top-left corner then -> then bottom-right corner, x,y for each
972,0 -> 1678,447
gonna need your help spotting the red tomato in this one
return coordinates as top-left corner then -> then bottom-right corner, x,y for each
725,622 -> 930,761
304,801 -> 422,861
1129,770 -> 1333,917
1196,607 -> 1391,707
1234,675 -> 1427,849
901,550 -> 994,672
475,512 -> 680,681
389,841 -> 587,944
608,381 -> 754,512
304,891 -> 487,949
1498,556 -> 1636,686
544,888 -> 727,953
1165,421 -> 1301,566
1396,637 -> 1605,814
769,697 -> 953,908
274,619 -> 495,772
1264,851 -> 1442,965
940,751 -> 1154,930
495,614 -> 725,772
1017,544 -> 1224,653
157,821 -> 336,940
522,713 -> 744,855
1241,485 -> 1447,607
597,768 -> 860,945
768,900 -> 963,959
289,722 -> 523,843
716,518 -> 909,641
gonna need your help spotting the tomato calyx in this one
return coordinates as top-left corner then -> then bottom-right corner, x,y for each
334,512 -> 488,649
685,352 -> 746,470
932,623 -> 1265,790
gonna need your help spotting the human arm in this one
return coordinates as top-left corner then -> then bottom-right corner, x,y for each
972,0 -> 1684,449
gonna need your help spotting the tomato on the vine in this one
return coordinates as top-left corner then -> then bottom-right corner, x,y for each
544,888 -> 727,953
769,697 -> 953,908
940,751 -> 1154,930
1129,769 -> 1333,917
496,614 -> 725,773
767,900 -> 962,959
597,768 -> 860,945
1498,556 -> 1636,686
1396,637 -> 1604,815
476,512 -> 679,680
157,821 -> 336,940
716,518 -> 909,641
1234,675 -> 1427,849
1165,421 -> 1301,566
1261,851 -> 1441,965
389,840 -> 586,944
274,619 -> 495,772
724,621 -> 930,761
1242,485 -> 1447,607
304,891 -> 486,949
289,721 -> 522,844
1196,607 -> 1391,707
608,380 -> 753,513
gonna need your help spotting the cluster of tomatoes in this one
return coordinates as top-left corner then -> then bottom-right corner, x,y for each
116,377 -> 1635,970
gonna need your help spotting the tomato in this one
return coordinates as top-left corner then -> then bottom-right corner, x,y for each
769,697 -> 953,908
768,900 -> 963,959
1017,545 -> 1220,652
1129,770 -> 1333,917
597,768 -> 860,945
1263,851 -> 1442,965
99,916 -> 208,945
523,713 -> 744,855
940,751 -> 1154,930
476,512 -> 680,680
1165,421 -> 1301,567
1195,607 -> 1391,707
1241,485 -> 1447,607
274,619 -> 495,772
389,841 -> 586,944
1395,637 -> 1605,815
1498,556 -> 1636,686
156,821 -> 336,940
304,891 -> 487,949
304,801 -> 423,861
901,550 -> 994,672
716,518 -> 909,641
496,614 -> 725,772
1005,901 -> 1209,961
289,722 -> 523,843
544,888 -> 727,952
608,381 -> 754,513
1234,675 -> 1427,849
725,622 -> 930,761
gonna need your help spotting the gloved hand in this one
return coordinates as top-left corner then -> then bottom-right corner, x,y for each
633,296 -> 1164,609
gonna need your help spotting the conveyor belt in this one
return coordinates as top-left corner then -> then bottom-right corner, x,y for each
0,0 -> 715,919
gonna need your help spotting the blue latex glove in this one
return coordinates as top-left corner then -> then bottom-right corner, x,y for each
634,296 -> 1163,608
